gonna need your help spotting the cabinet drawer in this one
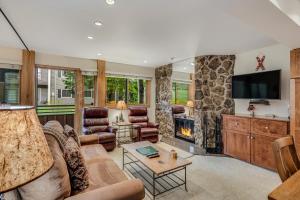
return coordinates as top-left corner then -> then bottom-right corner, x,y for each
224,116 -> 250,132
251,119 -> 288,136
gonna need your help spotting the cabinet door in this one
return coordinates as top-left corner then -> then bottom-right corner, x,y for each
251,134 -> 277,170
226,130 -> 250,162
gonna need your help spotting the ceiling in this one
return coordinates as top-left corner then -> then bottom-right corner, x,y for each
0,0 -> 300,68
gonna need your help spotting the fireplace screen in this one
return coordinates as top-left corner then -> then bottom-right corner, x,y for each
174,118 -> 195,143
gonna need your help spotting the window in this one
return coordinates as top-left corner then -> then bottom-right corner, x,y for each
84,75 -> 95,106
61,89 -> 73,98
106,76 -> 147,106
172,82 -> 189,105
0,68 -> 20,104
36,67 -> 76,105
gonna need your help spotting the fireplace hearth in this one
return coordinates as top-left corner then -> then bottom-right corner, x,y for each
174,117 -> 195,143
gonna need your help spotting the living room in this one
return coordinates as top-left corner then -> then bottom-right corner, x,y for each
0,0 -> 299,200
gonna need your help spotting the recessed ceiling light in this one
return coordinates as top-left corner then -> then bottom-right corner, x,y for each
97,53 -> 102,56
143,60 -> 148,64
190,62 -> 195,66
94,21 -> 103,26
183,67 -> 187,70
106,0 -> 115,5
87,36 -> 94,40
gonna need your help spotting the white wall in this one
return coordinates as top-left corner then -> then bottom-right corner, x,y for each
0,46 -> 157,123
235,44 -> 290,117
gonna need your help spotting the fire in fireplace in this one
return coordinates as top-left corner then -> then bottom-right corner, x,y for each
174,118 -> 195,143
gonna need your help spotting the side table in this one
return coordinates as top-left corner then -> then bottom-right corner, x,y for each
112,122 -> 134,146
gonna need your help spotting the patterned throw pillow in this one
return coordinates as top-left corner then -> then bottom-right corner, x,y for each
64,125 -> 81,146
64,137 -> 89,192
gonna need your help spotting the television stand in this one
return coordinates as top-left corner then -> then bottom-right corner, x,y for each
249,99 -> 270,105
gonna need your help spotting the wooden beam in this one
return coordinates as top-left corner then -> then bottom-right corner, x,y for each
20,50 -> 35,106
291,48 -> 300,79
74,69 -> 84,134
146,80 -> 151,107
96,60 -> 106,107
290,49 -> 300,156
188,73 -> 195,101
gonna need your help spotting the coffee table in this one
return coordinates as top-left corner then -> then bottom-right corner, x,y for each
122,141 -> 192,200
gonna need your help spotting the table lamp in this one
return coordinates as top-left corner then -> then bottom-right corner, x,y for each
186,100 -> 194,117
116,100 -> 127,122
0,106 -> 54,199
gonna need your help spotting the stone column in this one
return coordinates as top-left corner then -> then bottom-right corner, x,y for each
155,64 -> 174,138
195,55 -> 235,147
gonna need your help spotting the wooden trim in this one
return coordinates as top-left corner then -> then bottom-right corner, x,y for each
74,69 -> 84,133
291,49 -> 300,79
20,50 -> 35,106
188,73 -> 195,101
146,80 -> 151,107
36,64 -> 78,71
96,60 -> 106,107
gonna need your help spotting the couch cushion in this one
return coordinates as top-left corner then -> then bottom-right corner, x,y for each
80,144 -> 110,161
87,125 -> 109,133
77,157 -> 128,195
64,125 -> 80,146
18,135 -> 71,200
128,106 -> 148,116
83,118 -> 109,127
141,128 -> 159,136
96,132 -> 116,143
83,107 -> 108,118
64,137 -> 89,193
129,116 -> 148,123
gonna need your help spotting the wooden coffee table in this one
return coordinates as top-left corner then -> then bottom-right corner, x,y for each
122,141 -> 192,200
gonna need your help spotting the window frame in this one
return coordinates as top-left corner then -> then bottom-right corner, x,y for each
35,65 -> 77,106
105,76 -> 151,108
0,67 -> 21,105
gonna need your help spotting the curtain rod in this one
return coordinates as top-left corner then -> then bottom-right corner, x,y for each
0,8 -> 30,51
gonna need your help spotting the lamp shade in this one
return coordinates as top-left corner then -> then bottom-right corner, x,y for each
186,100 -> 194,108
116,100 -> 127,110
0,106 -> 53,193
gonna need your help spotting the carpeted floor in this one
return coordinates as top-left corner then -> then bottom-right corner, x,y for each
108,142 -> 281,200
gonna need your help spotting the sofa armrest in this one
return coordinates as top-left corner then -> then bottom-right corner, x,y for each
148,122 -> 159,129
65,179 -> 145,200
108,126 -> 118,134
79,134 -> 99,146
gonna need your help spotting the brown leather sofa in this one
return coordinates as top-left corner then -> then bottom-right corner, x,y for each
5,121 -> 145,200
128,106 -> 159,143
82,107 -> 116,151
172,105 -> 186,119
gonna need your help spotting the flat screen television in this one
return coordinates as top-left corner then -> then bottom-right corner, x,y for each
232,70 -> 281,99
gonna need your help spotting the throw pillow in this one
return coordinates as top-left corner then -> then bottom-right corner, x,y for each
64,125 -> 81,146
64,137 -> 89,192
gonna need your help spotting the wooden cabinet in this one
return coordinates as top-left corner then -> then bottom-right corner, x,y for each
251,134 -> 277,170
222,114 -> 289,170
225,130 -> 250,162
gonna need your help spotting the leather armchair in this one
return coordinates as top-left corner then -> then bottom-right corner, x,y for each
82,107 -> 116,151
171,105 -> 186,120
128,106 -> 159,143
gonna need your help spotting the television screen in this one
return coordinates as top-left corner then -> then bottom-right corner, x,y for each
232,70 -> 281,99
